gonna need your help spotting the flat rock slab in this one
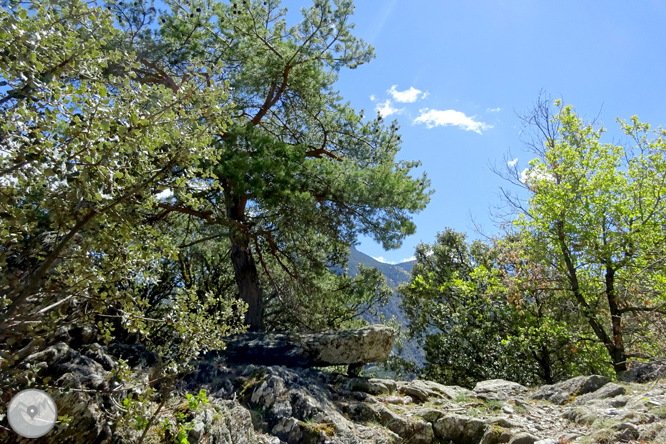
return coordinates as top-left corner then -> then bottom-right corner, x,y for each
213,325 -> 395,368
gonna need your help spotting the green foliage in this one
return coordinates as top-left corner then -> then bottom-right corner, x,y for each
454,393 -> 471,404
0,0 -> 242,427
1,0 -> 429,438
122,389 -> 158,432
485,399 -> 503,411
510,95 -> 666,374
400,228 -> 610,387
399,229 -> 531,387
127,0 -> 432,329
186,389 -> 209,410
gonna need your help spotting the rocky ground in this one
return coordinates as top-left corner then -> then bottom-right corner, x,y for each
3,340 -> 666,443
181,360 -> 666,444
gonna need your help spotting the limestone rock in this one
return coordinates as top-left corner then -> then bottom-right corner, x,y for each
12,343 -> 118,444
508,432 -> 539,444
374,404 -> 434,444
433,414 -> 487,443
188,399 -> 257,444
473,379 -> 528,401
10,335 -> 666,444
531,375 -> 610,404
216,325 -> 395,370
398,379 -> 471,402
572,382 -> 626,405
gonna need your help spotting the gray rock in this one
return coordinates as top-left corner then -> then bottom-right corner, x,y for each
480,426 -> 513,444
185,399 -> 257,444
12,343 -> 121,443
345,378 -> 396,395
487,417 -> 521,429
617,359 -> 666,383
373,404 -> 434,444
508,432 -> 539,444
610,395 -> 629,407
251,374 -> 286,409
412,407 -> 444,423
215,325 -> 395,371
562,407 -> 599,425
573,382 -> 626,404
398,379 -> 471,402
433,414 -> 487,443
612,422 -> 640,442
377,394 -> 413,405
474,380 -> 529,401
531,375 -> 610,404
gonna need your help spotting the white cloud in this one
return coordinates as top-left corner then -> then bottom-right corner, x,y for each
155,188 -> 174,200
373,256 -> 390,263
520,167 -> 554,185
388,85 -> 427,103
372,255 -> 416,264
370,95 -> 376,101
487,107 -> 501,112
376,100 -> 402,118
507,158 -> 518,167
413,108 -> 492,134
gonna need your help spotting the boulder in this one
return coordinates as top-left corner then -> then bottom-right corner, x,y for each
572,382 -> 626,405
617,359 -> 666,383
433,414 -> 487,444
373,404 -> 435,444
214,325 -> 395,373
611,422 -> 640,442
531,375 -> 610,404
398,379 -> 471,402
473,379 -> 528,401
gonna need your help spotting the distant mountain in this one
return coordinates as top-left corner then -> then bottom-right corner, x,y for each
348,247 -> 414,289
345,247 -> 424,366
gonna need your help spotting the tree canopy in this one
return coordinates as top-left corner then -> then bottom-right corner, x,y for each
0,0 -> 431,404
120,0 -> 432,330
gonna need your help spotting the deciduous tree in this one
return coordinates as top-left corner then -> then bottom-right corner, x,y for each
501,95 -> 666,375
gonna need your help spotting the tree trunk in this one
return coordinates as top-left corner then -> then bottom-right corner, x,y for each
605,265 -> 628,373
534,345 -> 554,384
226,194 -> 264,331
556,221 -> 624,373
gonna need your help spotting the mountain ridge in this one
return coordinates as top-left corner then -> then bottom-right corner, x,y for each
346,246 -> 424,365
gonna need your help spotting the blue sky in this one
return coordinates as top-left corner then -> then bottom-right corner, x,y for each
276,0 -> 666,264
145,0 -> 666,263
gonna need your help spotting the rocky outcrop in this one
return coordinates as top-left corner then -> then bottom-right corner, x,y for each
5,337 -> 666,444
214,325 -> 395,376
184,358 -> 666,444
531,375 -> 610,405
